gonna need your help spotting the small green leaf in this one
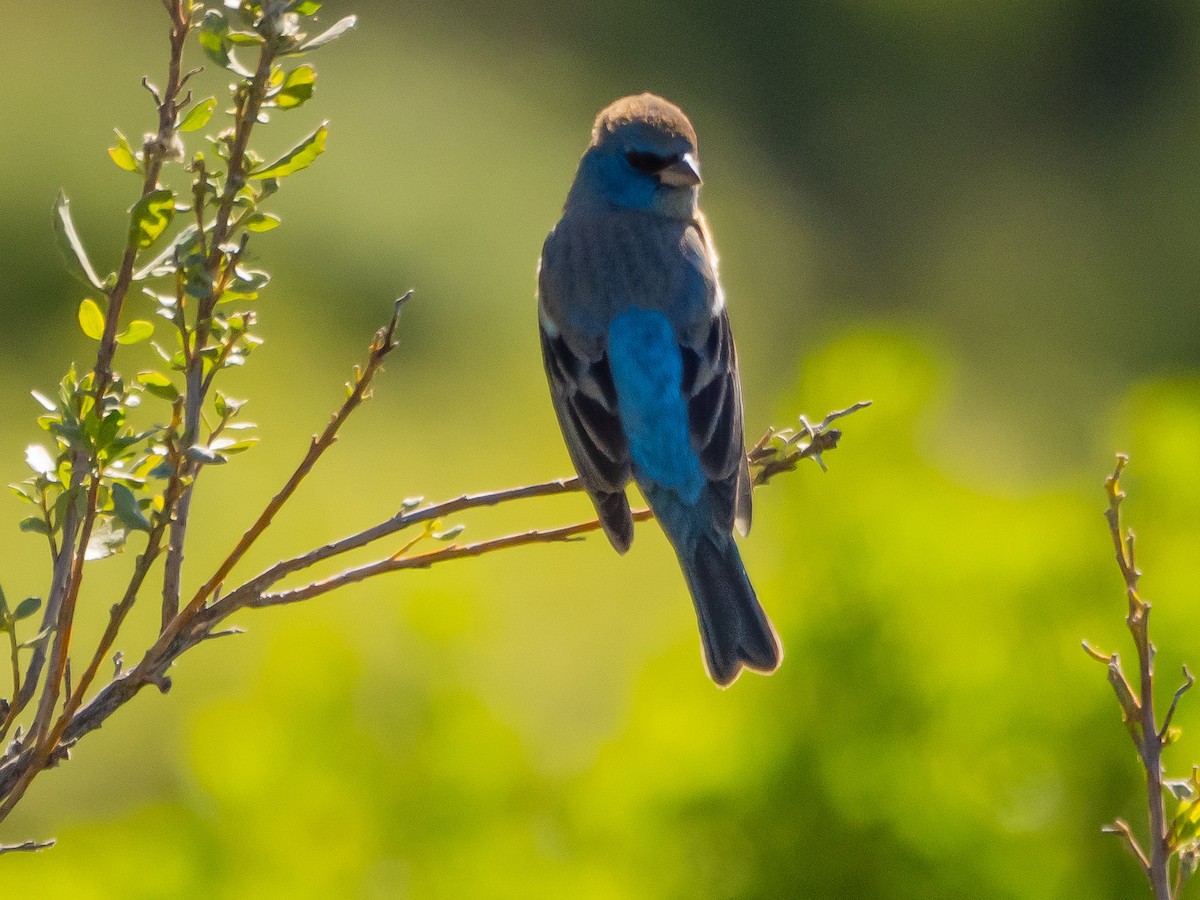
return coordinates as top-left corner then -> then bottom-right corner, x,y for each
53,192 -> 105,290
244,213 -> 281,232
291,0 -> 321,13
78,298 -> 107,341
0,584 -> 9,618
9,484 -> 37,504
108,129 -> 141,172
117,321 -> 155,345
178,97 -> 217,132
198,10 -> 231,67
133,223 -> 200,281
186,446 -> 227,465
401,497 -> 424,511
137,371 -> 180,401
12,596 -> 41,621
298,15 -> 356,51
111,483 -> 151,532
210,436 -> 259,454
250,122 -> 327,180
129,189 -> 176,250
19,516 -> 51,536
274,65 -> 316,109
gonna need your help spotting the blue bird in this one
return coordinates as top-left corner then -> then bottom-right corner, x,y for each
537,93 -> 781,686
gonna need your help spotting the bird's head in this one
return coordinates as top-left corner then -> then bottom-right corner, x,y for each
569,93 -> 702,220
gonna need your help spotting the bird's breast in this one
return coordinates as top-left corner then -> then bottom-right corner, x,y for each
540,207 -> 716,347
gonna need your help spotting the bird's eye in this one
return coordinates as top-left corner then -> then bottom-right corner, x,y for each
625,151 -> 673,175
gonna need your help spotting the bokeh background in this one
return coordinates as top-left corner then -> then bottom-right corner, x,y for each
2,1 -> 1200,896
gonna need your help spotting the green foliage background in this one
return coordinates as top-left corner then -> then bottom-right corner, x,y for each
2,0 -> 1200,896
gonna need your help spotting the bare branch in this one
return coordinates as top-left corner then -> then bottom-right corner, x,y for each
1160,666 -> 1195,742
1104,818 -> 1152,874
0,838 -> 55,855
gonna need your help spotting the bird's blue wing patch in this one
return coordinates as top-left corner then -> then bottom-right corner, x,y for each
608,309 -> 705,504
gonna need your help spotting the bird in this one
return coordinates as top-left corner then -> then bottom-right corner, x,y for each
537,93 -> 781,686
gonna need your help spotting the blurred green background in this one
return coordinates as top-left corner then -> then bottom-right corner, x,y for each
2,0 -> 1200,896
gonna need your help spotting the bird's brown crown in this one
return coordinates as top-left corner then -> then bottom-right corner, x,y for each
590,93 -> 698,149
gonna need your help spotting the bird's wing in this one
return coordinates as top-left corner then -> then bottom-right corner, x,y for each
678,225 -> 752,537
538,242 -> 635,552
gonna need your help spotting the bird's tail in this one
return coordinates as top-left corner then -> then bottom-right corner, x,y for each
680,532 -> 781,687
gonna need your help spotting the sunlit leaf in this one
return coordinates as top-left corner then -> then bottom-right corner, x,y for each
298,15 -> 356,51
133,223 -> 200,281
210,436 -> 259,454
227,30 -> 264,45
85,517 -> 128,560
78,297 -> 107,341
25,445 -> 55,475
117,320 -> 155,345
249,123 -> 327,179
129,189 -> 175,250
107,129 -> 141,172
31,390 -> 57,412
244,213 -> 281,232
53,192 -> 105,290
291,0 -> 321,13
274,65 -> 316,109
198,10 -> 231,68
137,370 -> 179,401
179,97 -> 217,132
186,445 -> 228,465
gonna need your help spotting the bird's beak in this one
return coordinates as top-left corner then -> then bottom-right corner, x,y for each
659,152 -> 701,187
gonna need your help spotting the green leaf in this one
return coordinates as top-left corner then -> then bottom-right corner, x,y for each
227,30 -> 263,45
133,223 -> 200,281
274,65 -> 316,109
249,122 -> 327,180
291,0 -> 321,13
78,298 -> 107,341
12,596 -> 41,621
178,97 -> 217,132
108,129 -> 141,172
210,436 -> 259,454
244,213 -> 281,232
137,371 -> 180,401
111,483 -> 151,532
186,445 -> 227,465
117,321 -> 155,345
198,10 -> 231,68
19,516 -> 51,536
0,584 -> 9,619
53,192 -> 105,290
129,189 -> 176,250
298,15 -> 356,51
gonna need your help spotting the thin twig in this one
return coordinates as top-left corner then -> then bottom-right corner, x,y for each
247,508 -> 656,608
0,838 -> 55,855
1104,818 -> 1153,874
